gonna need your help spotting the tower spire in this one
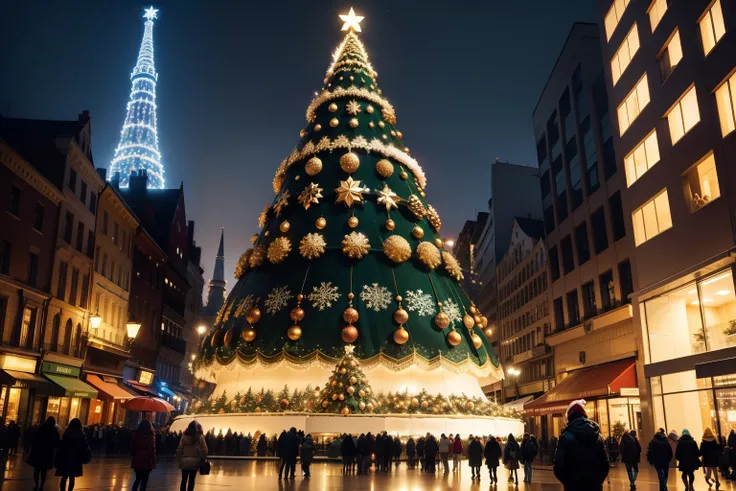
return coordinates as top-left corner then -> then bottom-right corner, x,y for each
205,228 -> 226,316
109,6 -> 165,189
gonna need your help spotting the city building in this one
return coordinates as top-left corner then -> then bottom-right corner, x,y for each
452,212 -> 488,300
524,23 -> 640,439
597,0 -> 736,440
0,133 -> 64,426
85,179 -> 140,426
182,220 -> 204,398
473,160 -> 543,351
496,217 -> 554,438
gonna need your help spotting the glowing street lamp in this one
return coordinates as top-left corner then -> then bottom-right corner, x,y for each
90,313 -> 102,330
197,324 -> 207,336
126,320 -> 142,340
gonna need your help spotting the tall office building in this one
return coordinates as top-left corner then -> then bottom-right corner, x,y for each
597,0 -> 736,441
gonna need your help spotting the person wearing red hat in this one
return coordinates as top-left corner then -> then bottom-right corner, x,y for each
552,400 -> 610,490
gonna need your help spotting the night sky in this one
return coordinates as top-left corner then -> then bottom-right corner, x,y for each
1,0 -> 595,296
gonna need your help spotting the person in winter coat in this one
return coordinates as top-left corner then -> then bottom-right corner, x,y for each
357,433 -> 370,475
55,418 -> 90,491
416,437 -> 426,471
484,434 -> 502,484
553,400 -> 609,491
393,436 -> 402,467
176,421 -> 208,491
700,428 -> 722,489
647,428 -> 673,491
424,434 -> 438,473
619,430 -> 642,490
7,421 -> 20,455
276,430 -> 287,478
728,429 -> 736,479
300,434 -> 314,477
467,435 -> 483,480
438,433 -> 451,474
675,429 -> 700,490
451,434 -> 463,471
256,434 -> 267,457
27,416 -> 59,490
520,433 -> 539,484
504,434 -> 521,484
340,434 -> 354,474
667,430 -> 679,468
130,419 -> 156,491
282,427 -> 300,479
405,437 -> 416,469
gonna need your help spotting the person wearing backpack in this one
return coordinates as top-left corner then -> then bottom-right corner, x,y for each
55,418 -> 91,491
520,433 -> 538,483
176,421 -> 208,491
647,428 -> 673,491
503,434 -> 520,484
553,400 -> 609,491
619,430 -> 642,490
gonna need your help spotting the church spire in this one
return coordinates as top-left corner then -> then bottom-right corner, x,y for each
205,228 -> 226,315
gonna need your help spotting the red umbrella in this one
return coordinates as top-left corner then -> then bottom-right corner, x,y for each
122,396 -> 175,413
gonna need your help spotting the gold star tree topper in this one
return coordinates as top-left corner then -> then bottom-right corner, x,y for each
340,7 -> 364,32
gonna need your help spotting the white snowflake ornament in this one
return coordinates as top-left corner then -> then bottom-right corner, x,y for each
443,298 -> 462,328
308,282 -> 341,311
265,285 -> 293,314
360,283 -> 392,311
405,289 -> 436,317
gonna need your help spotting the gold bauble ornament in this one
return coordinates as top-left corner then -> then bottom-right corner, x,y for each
393,327 -> 409,345
248,245 -> 266,268
474,314 -> 482,325
350,360 -> 357,368
299,129 -> 306,138
397,131 -> 403,139
315,217 -> 327,230
267,237 -> 291,264
420,191 -> 426,199
411,397 -> 419,407
251,234 -> 258,244
347,386 -> 356,395
400,171 -> 409,180
385,219 -> 395,231
343,307 -> 359,324
435,238 -> 444,248
245,307 -> 262,325
341,406 -> 350,415
314,123 -> 322,132
393,308 -> 409,325
242,328 -> 256,343
366,104 -> 374,114
234,249 -> 252,279
330,380 -> 337,387
328,102 -> 338,112
330,117 -> 339,127
339,152 -> 360,173
383,235 -> 412,263
484,327 -> 494,338
279,220 -> 290,233
469,305 -> 478,314
332,394 -> 338,401
321,400 -> 329,408
305,157 -> 323,176
366,403 -> 374,412
348,216 -> 359,228
378,121 -> 385,129
338,394 -> 345,401
472,333 -> 483,349
368,121 -> 375,128
466,401 -> 475,410
341,325 -> 359,343
375,159 -> 394,178
358,389 -> 365,398
447,330 -> 462,346
416,241 -> 442,269
412,226 -> 425,239
349,376 -> 358,384
365,388 -> 372,395
254,407 -> 261,413
342,231 -> 370,259
421,400 -> 429,409
280,398 -> 289,408
390,130 -> 396,136
463,314 -> 475,329
287,325 -> 302,341
224,328 -> 234,346
338,367 -> 347,375
480,315 -> 489,328
349,118 -> 359,128
442,251 -> 464,281
407,195 -> 426,219
435,311 -> 450,329
290,307 -> 305,322
299,233 -> 326,260
358,401 -> 366,410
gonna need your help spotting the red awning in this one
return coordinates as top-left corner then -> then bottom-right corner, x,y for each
524,359 -> 637,415
85,375 -> 134,403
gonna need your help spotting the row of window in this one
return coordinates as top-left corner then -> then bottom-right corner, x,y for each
0,299 -> 84,356
67,168 -> 97,214
93,291 -> 127,346
0,240 -> 41,290
499,275 -> 548,321
501,300 -> 549,341
94,246 -> 131,292
498,247 -> 547,297
101,210 -> 133,258
8,184 -> 46,233
55,260 -> 90,310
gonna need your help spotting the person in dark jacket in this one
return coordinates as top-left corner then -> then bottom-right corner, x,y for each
424,434 -> 438,473
27,417 -> 59,490
393,435 -> 402,468
520,433 -> 538,483
300,434 -> 314,477
283,427 -> 300,479
728,429 -> 736,479
55,418 -> 90,491
405,438 -> 416,469
553,400 -> 609,491
340,434 -> 355,474
256,434 -> 267,457
7,421 -> 20,455
647,428 -> 673,491
676,429 -> 700,490
484,434 -> 502,484
357,433 -> 370,475
416,437 -> 426,471
130,419 -> 156,491
467,435 -> 483,480
619,430 -> 642,490
276,430 -> 287,479
504,434 -> 521,484
700,428 -> 722,489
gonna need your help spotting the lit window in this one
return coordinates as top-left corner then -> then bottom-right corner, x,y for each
659,30 -> 683,81
683,152 -> 721,212
649,0 -> 668,32
699,0 -> 726,56
633,189 -> 672,246
624,130 -> 660,186
667,86 -> 700,144
617,75 -> 650,135
715,71 -> 736,136
611,24 -> 640,85
605,0 -> 632,41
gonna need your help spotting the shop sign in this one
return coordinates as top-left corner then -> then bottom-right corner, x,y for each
620,388 -> 639,396
41,362 -> 80,378
138,370 -> 154,386
0,355 -> 36,373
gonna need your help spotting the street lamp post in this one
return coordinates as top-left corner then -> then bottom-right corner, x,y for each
126,319 -> 142,350
507,367 -> 522,400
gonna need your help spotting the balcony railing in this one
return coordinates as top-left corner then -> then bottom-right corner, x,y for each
160,332 -> 186,355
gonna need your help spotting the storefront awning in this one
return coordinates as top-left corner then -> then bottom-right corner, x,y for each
2,370 -> 55,393
126,381 -> 159,398
85,375 -> 134,403
44,374 -> 98,399
501,395 -> 535,413
525,359 -> 637,416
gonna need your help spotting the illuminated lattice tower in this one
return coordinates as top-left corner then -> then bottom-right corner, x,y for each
110,6 -> 165,189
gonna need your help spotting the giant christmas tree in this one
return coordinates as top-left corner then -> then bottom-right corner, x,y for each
195,8 -> 502,408
109,6 -> 165,189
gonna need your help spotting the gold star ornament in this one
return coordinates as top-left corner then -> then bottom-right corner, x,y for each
298,182 -> 323,210
340,7 -> 364,32
273,190 -> 291,216
376,184 -> 399,211
335,177 -> 366,207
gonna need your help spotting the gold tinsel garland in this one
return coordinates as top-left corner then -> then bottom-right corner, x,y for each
234,249 -> 252,279
306,86 -> 394,124
383,235 -> 412,263
258,204 -> 269,229
442,250 -> 464,281
326,32 -> 377,78
267,237 -> 291,264
342,231 -> 370,259
299,233 -> 327,260
416,241 -> 441,270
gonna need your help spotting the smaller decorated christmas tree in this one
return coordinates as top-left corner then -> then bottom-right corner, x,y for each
316,345 -> 377,415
